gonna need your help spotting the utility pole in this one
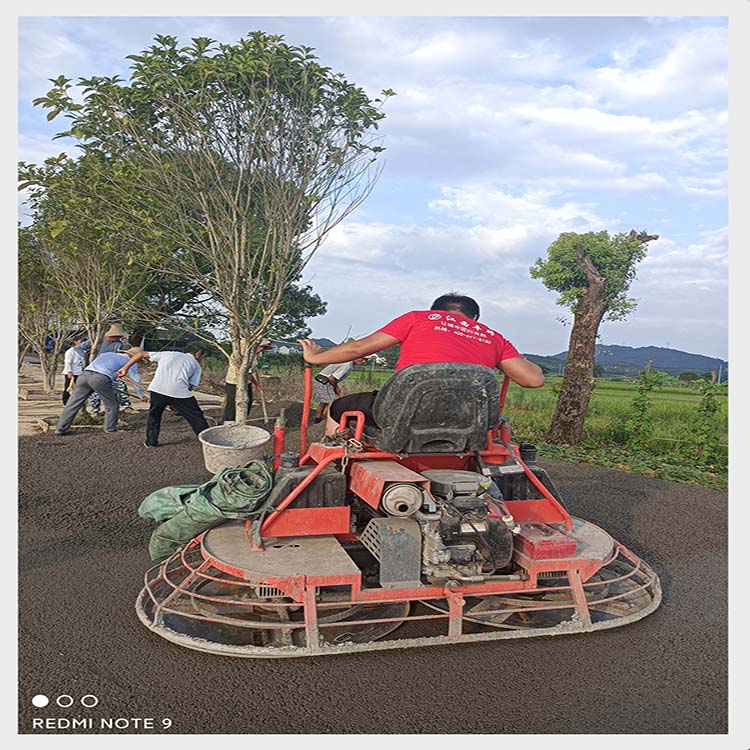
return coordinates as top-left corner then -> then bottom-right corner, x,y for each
717,363 -> 723,384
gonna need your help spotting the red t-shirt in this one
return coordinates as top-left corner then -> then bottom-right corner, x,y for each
378,310 -> 522,371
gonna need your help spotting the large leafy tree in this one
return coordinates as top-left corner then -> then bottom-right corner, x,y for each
34,32 -> 391,416
530,230 -> 658,444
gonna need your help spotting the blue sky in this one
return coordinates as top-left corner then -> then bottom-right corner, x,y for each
18,15 -> 728,359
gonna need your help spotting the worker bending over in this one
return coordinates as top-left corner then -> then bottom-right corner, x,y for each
56,347 -> 147,435
117,346 -> 209,448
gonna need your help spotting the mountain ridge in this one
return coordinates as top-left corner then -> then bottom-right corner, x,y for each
525,343 -> 728,377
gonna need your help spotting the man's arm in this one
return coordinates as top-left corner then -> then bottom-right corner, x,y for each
298,332 -> 398,365
116,351 -> 151,378
188,361 -> 202,392
498,357 -> 545,388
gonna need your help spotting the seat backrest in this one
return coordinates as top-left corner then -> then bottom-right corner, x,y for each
362,362 -> 500,454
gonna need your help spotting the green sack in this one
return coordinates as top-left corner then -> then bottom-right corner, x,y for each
139,460 -> 274,561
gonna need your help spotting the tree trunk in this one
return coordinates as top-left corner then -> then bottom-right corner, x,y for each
18,342 -> 31,371
45,355 -> 59,391
232,350 -> 254,423
546,241 -> 606,444
33,347 -> 55,393
89,330 -> 104,363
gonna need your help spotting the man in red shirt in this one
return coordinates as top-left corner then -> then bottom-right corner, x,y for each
298,293 -> 544,435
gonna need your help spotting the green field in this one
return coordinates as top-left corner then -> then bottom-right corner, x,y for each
344,370 -> 728,490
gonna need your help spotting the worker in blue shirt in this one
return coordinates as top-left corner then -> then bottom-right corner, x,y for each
56,347 -> 147,435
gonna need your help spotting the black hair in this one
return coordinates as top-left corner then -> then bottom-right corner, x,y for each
187,344 -> 206,356
430,293 -> 480,320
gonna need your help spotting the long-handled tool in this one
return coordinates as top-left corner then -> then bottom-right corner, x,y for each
253,368 -> 270,429
119,374 -> 147,398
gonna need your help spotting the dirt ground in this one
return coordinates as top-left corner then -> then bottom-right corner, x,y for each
16,389 -> 728,737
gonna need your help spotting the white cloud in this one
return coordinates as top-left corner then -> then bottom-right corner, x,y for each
428,185 -> 606,231
584,26 -> 727,113
18,22 -> 86,83
18,133 -> 76,166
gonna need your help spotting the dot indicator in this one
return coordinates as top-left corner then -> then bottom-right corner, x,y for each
31,695 -> 49,708
81,695 -> 98,708
56,695 -> 74,708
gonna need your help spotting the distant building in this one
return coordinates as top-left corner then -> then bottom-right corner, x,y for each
272,343 -> 303,355
268,339 -> 335,355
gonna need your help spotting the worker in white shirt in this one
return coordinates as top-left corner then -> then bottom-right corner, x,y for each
312,357 -> 368,424
61,336 -> 86,405
116,345 -> 209,447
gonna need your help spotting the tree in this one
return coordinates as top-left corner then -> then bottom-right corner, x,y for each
34,32 -> 392,417
678,370 -> 701,383
266,280 -> 326,341
18,226 -> 76,390
19,154 -> 154,358
530,230 -> 658,444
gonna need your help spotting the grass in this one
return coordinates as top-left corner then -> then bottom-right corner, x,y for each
506,376 -> 727,490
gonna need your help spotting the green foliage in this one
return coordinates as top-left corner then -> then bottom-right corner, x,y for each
30,30 -> 390,378
18,225 -> 77,389
529,231 -> 649,321
200,355 -> 226,373
265,281 -> 326,341
693,381 -> 722,469
379,344 -> 401,369
536,442 -> 726,491
623,369 -> 664,449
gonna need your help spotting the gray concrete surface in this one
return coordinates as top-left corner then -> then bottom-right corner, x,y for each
18,421 -> 727,735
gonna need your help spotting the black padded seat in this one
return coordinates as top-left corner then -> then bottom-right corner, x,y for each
362,362 -> 500,454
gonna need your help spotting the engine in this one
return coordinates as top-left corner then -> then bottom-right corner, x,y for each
357,467 -> 517,586
416,470 -> 516,582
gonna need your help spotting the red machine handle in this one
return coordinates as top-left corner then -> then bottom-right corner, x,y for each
338,410 -> 365,442
499,374 -> 510,420
299,366 -> 312,462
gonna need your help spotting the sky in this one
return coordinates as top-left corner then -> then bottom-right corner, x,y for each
17,15 -> 729,360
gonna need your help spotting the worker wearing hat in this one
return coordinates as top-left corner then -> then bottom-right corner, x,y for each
56,346 -> 148,435
100,323 -> 128,351
223,337 -> 273,424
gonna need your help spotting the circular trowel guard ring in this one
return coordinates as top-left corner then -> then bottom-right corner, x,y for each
136,517 -> 661,658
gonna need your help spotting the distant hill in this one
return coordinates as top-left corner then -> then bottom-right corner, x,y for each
313,338 -> 338,348
525,344 -> 728,378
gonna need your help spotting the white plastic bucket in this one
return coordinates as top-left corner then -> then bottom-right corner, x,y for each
198,423 -> 271,474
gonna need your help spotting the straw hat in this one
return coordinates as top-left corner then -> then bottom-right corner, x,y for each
121,347 -> 143,357
104,323 -> 128,338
